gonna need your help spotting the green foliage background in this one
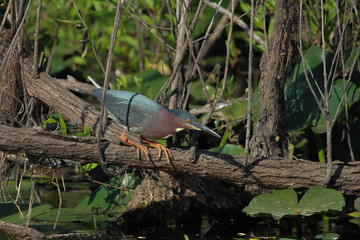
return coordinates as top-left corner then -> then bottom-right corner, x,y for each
1,0 -> 360,238
21,0 -> 360,160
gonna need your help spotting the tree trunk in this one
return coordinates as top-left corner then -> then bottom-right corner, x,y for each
249,0 -> 299,158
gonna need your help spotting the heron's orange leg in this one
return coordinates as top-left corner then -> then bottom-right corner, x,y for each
141,137 -> 172,163
120,132 -> 150,161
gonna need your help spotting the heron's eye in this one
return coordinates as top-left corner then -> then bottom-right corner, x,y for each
186,119 -> 191,123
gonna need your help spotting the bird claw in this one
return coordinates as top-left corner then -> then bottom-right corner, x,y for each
136,145 -> 150,161
121,132 -> 151,161
141,138 -> 172,163
154,144 -> 172,163
121,133 -> 172,163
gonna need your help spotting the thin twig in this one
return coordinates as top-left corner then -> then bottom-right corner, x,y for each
244,0 -> 256,165
331,40 -> 360,126
181,0 -> 207,107
135,0 -> 144,71
193,0 -> 223,76
33,0 -> 42,76
340,0 -> 357,161
46,24 -> 59,74
176,0 -> 224,110
168,0 -> 188,109
19,29 -> 31,127
301,51 -> 326,102
0,0 -> 32,75
98,0 -> 124,144
0,0 -> 13,32
85,173 -> 129,190
155,40 -> 188,103
125,4 -> 175,52
219,0 -> 234,102
14,160 -> 27,220
327,43 -> 341,98
26,165 -> 36,227
183,5 -> 212,105
320,0 -> 332,186
199,2 -> 238,63
201,0 -> 234,127
190,0 -> 204,32
158,0 -> 224,105
53,172 -> 63,230
10,1 -> 15,36
204,0 -> 265,47
72,0 -> 106,74
166,0 -> 177,42
298,1 -> 326,117
16,0 -> 26,27
336,0 -> 354,162
201,0 -> 231,125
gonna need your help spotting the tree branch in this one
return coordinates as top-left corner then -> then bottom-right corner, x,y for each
1,124 -> 360,195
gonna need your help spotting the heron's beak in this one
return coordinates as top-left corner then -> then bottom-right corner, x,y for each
184,121 -> 221,138
197,124 -> 221,138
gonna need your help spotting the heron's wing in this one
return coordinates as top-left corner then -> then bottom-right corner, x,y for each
93,89 -> 161,133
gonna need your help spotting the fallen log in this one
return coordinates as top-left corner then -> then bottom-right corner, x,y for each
1,124 -> 360,195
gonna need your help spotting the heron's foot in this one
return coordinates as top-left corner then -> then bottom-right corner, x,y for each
120,133 -> 150,161
141,138 -> 172,163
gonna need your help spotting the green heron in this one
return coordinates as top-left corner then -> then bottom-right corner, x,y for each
92,88 -> 220,162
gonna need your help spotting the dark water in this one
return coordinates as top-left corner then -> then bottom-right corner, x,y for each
1,177 -> 360,239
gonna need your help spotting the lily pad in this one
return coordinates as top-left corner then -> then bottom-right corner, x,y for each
243,187 -> 345,220
354,197 -> 360,211
297,186 -> 345,216
315,233 -> 340,240
0,203 -> 52,224
243,189 -> 298,220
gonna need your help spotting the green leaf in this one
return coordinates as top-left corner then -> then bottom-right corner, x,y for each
285,46 -> 330,131
311,79 -> 360,133
83,126 -> 91,136
315,233 -> 340,240
219,99 -> 248,121
118,35 -> 139,48
297,186 -> 345,216
42,117 -> 57,129
344,49 -> 360,71
285,46 -> 360,133
81,163 -> 98,172
71,126 -> 92,137
208,144 -> 244,156
251,87 -> 261,124
0,204 -> 52,224
243,189 -> 298,220
243,187 -> 345,220
348,211 -> 360,218
354,197 -> 360,211
73,55 -> 87,65
131,70 -> 167,99
189,80 -> 216,104
58,112 -> 67,135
